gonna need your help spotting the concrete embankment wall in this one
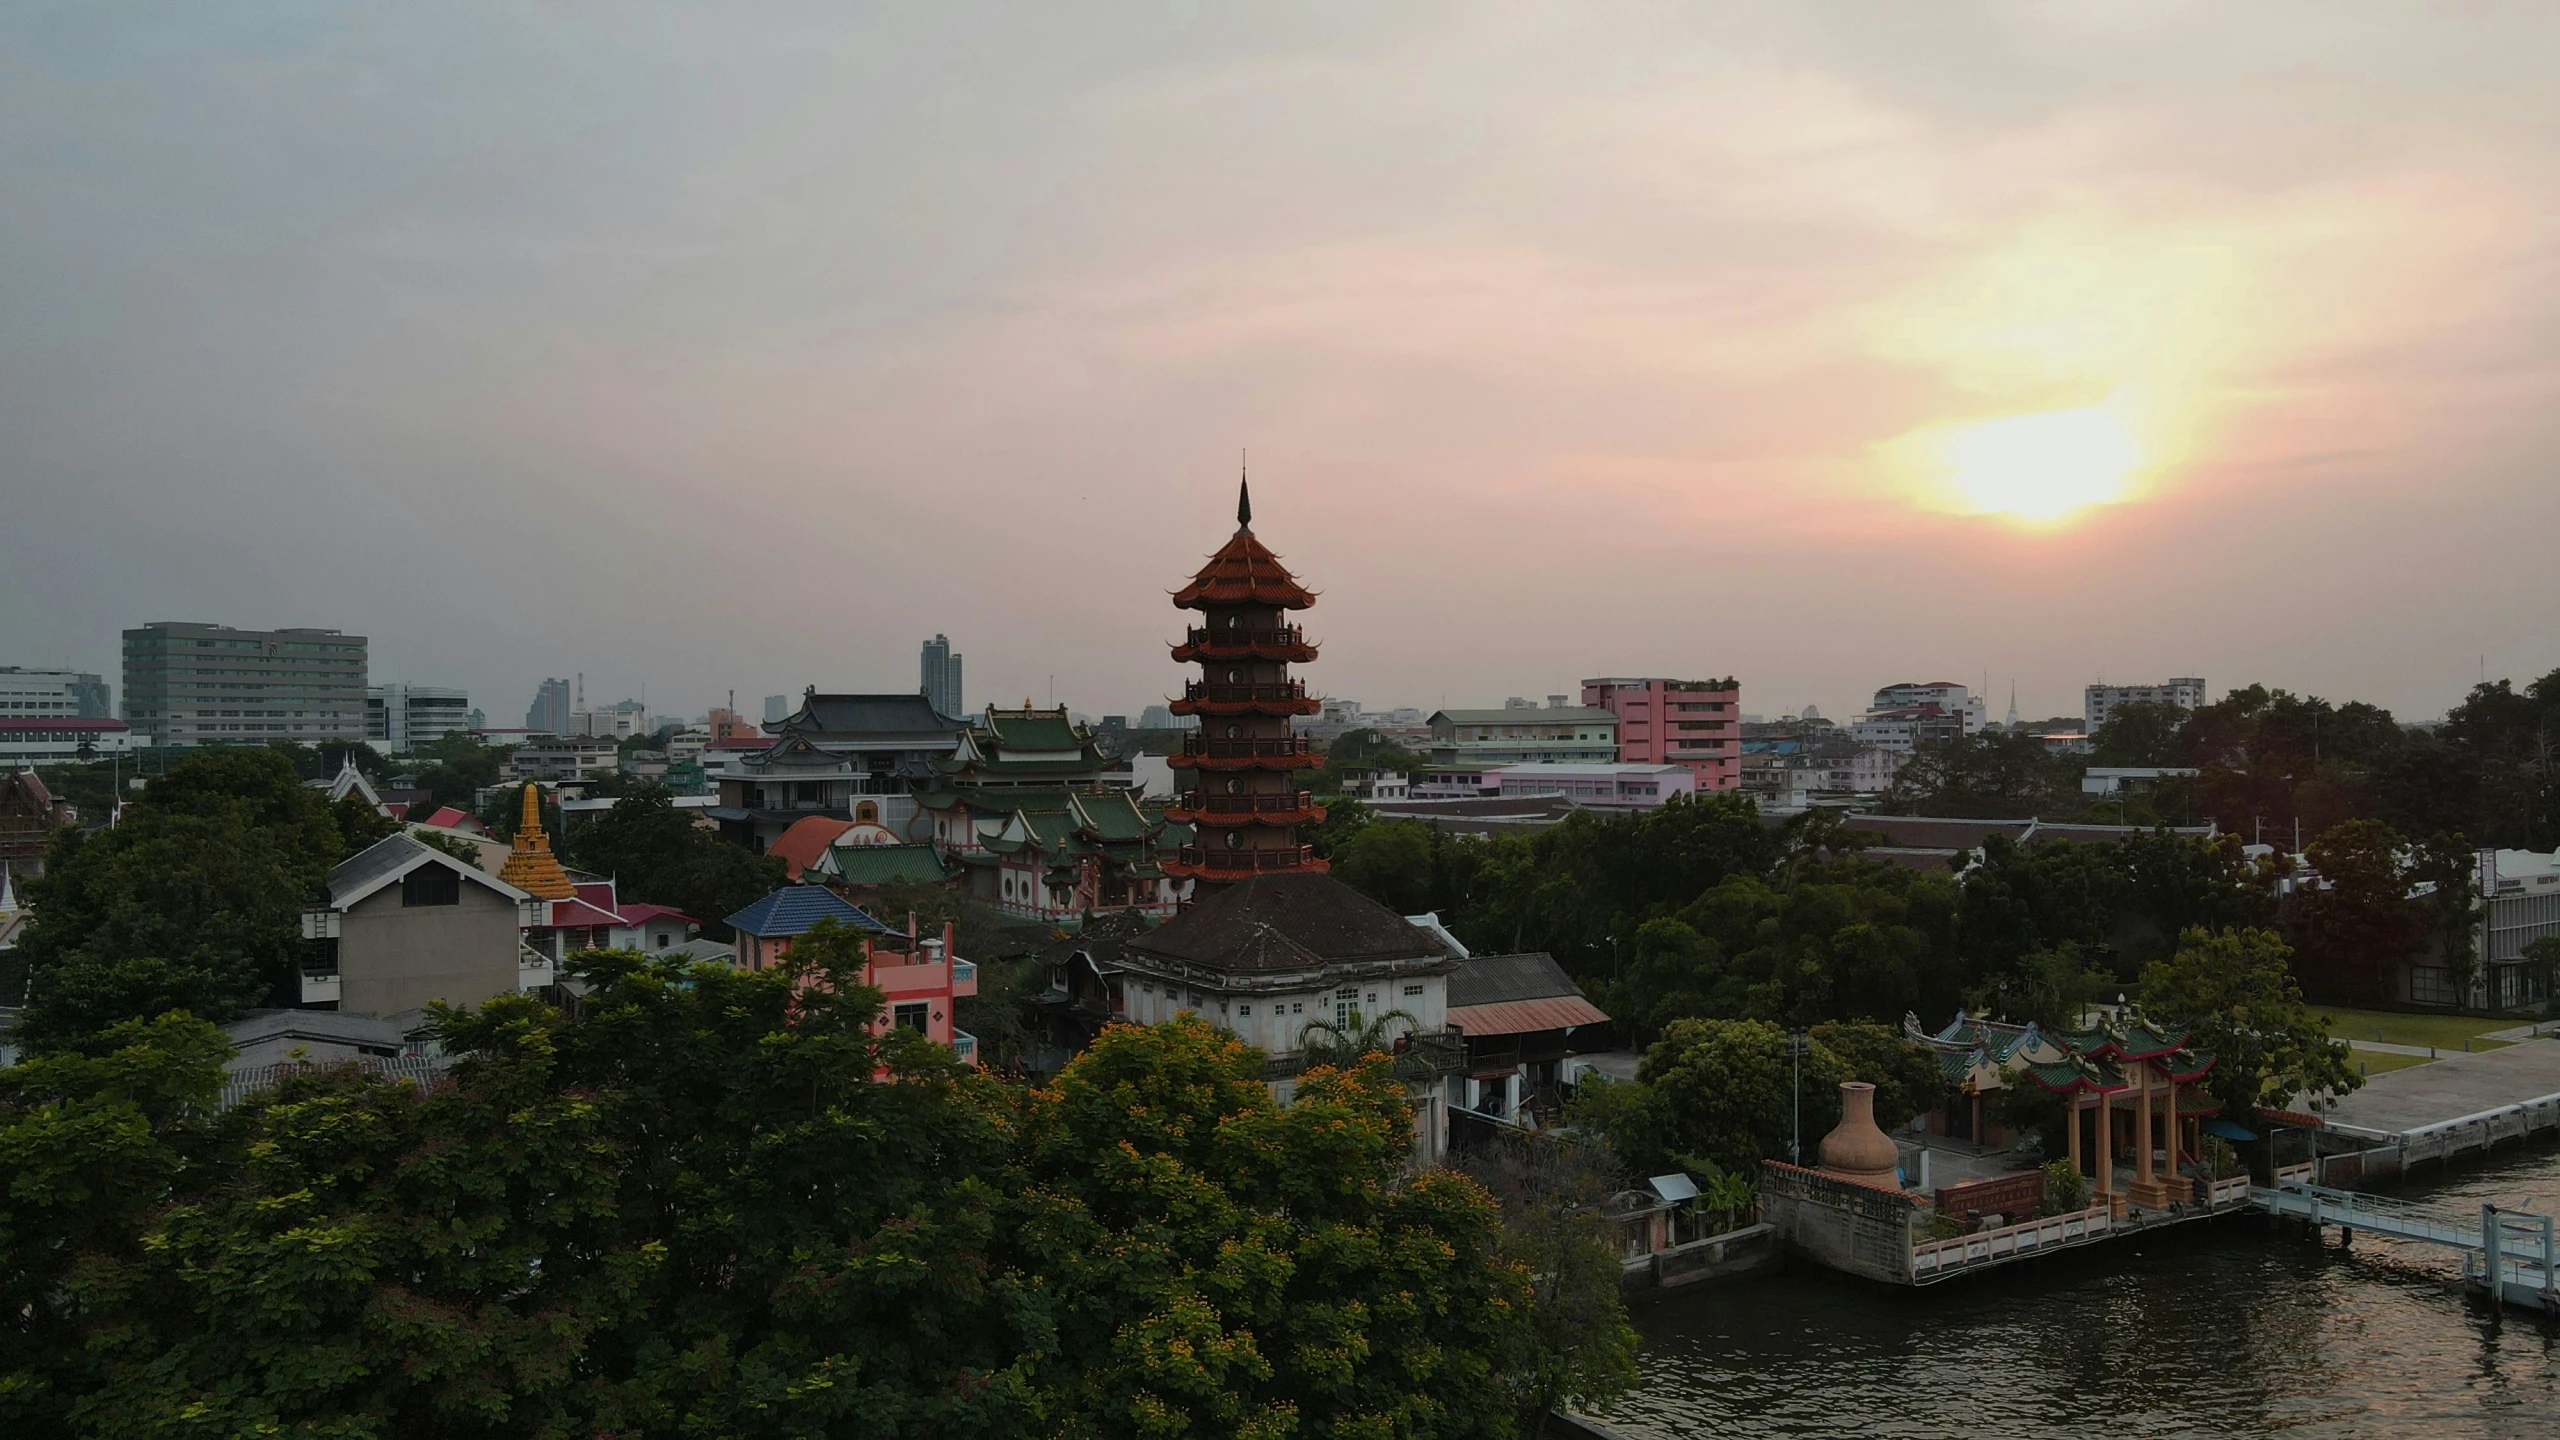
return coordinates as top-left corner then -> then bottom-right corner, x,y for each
1757,1162 -> 1918,1285
1620,1222 -> 1781,1299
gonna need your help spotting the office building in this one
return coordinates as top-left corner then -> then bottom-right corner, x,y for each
763,694 -> 790,725
1850,681 -> 1987,753
524,678 -> 572,735
921,634 -> 965,718
0,667 -> 111,720
1426,704 -> 1620,767
1582,677 -> 1742,790
2085,678 -> 2208,734
366,684 -> 471,752
0,718 -> 132,769
121,623 -> 367,748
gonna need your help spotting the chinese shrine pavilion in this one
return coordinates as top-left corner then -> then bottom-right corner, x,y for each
1165,475 -> 1326,884
1908,1010 -> 2222,1212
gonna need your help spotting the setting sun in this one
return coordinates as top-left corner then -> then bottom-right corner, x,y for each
1941,405 -> 2142,523
1881,402 -> 2148,525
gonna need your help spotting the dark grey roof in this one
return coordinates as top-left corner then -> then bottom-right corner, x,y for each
1127,872 -> 1453,974
328,833 -> 527,908
328,833 -> 436,905
1447,951 -> 1583,1008
777,693 -> 967,741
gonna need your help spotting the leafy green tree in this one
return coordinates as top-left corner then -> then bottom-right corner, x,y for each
2290,819 -> 2420,1005
1623,1018 -> 1846,1176
561,787 -> 786,938
1447,1131 -> 1642,1424
1805,1020 -> 1950,1133
1015,1018 -> 1562,1436
1327,818 -> 1444,916
11,749 -> 389,1050
2140,927 -> 2359,1117
0,1011 -> 232,1433
2088,700 -> 2191,767
1883,731 -> 2081,819
1308,792 -> 1373,858
1953,836 -> 2123,982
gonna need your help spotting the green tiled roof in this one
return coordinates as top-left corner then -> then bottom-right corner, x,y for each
823,842 -> 953,887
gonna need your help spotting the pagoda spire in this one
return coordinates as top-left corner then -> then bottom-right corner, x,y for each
1237,454 -> 1253,532
498,781 -> 576,900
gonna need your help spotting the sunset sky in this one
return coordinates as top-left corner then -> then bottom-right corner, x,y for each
5,3 -> 2555,725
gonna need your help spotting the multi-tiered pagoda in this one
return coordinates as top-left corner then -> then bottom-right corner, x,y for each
1164,478 -> 1326,884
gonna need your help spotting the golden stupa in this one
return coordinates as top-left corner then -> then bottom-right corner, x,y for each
497,781 -> 576,900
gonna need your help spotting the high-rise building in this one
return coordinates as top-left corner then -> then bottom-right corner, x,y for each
1164,478 -> 1326,884
921,634 -> 964,718
524,677 -> 572,735
366,684 -> 472,752
1582,677 -> 1743,790
2085,678 -> 2207,734
121,623 -> 367,748
0,667 -> 112,720
763,694 -> 789,726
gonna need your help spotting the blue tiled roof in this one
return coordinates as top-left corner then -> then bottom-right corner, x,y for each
724,884 -> 892,938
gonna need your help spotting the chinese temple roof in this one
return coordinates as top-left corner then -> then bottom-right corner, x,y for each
1128,871 -> 1455,975
1172,480 -> 1316,612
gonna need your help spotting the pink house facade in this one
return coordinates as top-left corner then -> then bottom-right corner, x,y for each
724,884 -> 982,1065
1581,677 -> 1741,790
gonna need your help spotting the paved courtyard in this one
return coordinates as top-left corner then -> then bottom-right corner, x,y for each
2321,1038 -> 2560,1135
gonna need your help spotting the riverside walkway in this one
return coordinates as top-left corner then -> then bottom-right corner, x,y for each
2314,1038 -> 2560,1174
2252,1180 -> 2558,1316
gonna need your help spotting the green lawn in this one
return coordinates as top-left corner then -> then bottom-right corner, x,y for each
2318,1006 -> 2514,1051
2348,1048 -> 2436,1078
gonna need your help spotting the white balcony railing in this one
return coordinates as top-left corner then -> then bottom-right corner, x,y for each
949,1028 -> 979,1067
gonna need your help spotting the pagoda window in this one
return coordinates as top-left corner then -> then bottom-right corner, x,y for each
1226,724 -> 1242,738
1226,778 -> 1243,794
1225,831 -> 1243,849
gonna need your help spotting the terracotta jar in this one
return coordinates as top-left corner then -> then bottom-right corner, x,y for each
1818,1081 -> 1903,1186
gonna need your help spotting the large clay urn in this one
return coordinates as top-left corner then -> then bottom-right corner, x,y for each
1817,1081 -> 1903,1188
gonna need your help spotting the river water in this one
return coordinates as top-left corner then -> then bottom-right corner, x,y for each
1613,1139 -> 2560,1438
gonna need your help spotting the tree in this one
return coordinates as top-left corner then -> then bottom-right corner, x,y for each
11,748 -> 388,1051
1884,731 -> 2080,819
1622,1018 -> 1846,1176
6,977 -> 1590,1438
2140,927 -> 2359,1117
1327,819 -> 1443,916
1805,1020 -> 1949,1133
1447,1132 -> 1641,1425
2290,819 -> 2420,1005
1014,1018 -> 1560,1435
1295,1005 -> 1419,1069
2088,700 -> 2190,767
0,1011 -> 231,1434
561,787 -> 786,938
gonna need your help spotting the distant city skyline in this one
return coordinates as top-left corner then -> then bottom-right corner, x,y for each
5,6 -> 2554,734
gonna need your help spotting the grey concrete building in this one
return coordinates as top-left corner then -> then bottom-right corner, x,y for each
122,622 -> 368,748
366,683 -> 472,751
302,833 -> 536,1016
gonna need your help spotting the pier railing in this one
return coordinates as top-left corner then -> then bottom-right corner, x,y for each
1912,1205 -> 2113,1283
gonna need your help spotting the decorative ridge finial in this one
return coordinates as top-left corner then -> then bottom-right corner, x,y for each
1238,449 -> 1252,531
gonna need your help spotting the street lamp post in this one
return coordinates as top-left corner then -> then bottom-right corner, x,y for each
1790,1028 -> 1807,1164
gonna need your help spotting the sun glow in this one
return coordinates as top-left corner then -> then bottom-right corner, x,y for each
1938,405 -> 2142,523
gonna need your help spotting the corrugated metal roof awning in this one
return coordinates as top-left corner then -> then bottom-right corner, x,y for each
1448,995 -> 1611,1037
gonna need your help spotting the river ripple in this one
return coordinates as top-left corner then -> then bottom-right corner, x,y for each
1611,1139 -> 2560,1438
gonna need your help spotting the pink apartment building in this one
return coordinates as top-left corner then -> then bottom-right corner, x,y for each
724,883 -> 982,1065
1581,677 -> 1742,790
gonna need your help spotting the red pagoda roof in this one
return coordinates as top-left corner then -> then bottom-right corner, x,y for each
1170,477 -> 1316,611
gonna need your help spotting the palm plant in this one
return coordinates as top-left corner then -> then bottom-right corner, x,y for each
1701,1170 -> 1757,1233
1296,1006 -> 1420,1070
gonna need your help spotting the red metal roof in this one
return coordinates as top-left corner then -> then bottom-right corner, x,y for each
1448,995 -> 1611,1038
769,816 -> 856,879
